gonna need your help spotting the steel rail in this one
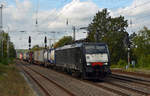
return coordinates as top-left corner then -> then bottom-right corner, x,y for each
111,74 -> 150,86
22,67 -> 51,96
30,65 -> 130,96
105,80 -> 150,96
25,65 -> 76,96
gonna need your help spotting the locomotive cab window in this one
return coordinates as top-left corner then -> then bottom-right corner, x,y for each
85,44 -> 109,66
85,45 -> 107,54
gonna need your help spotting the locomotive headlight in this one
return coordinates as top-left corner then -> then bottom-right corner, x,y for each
104,62 -> 108,65
87,62 -> 91,66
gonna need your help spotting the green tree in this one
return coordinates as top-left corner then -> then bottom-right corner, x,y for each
87,9 -> 128,64
0,32 -> 16,58
0,31 -> 16,65
31,45 -> 45,51
54,36 -> 73,48
132,27 -> 150,68
32,45 -> 40,50
9,42 -> 16,58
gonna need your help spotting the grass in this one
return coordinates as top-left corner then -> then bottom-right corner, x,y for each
0,59 -> 35,96
111,64 -> 150,74
123,67 -> 150,74
0,57 -> 14,65
111,64 -> 125,69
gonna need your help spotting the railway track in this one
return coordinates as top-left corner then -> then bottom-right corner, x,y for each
22,67 -> 51,96
103,80 -> 150,96
82,80 -> 130,96
26,64 -> 138,96
18,61 -> 150,96
87,77 -> 150,96
45,66 -> 150,96
98,73 -> 150,96
111,74 -> 150,86
21,65 -> 75,96
24,64 -> 130,96
112,70 -> 150,79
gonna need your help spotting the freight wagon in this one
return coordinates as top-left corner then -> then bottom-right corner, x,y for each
23,52 -> 28,61
43,49 -> 55,67
16,52 -> 23,60
33,50 -> 44,65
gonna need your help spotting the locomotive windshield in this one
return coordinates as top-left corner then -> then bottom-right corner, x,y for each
85,44 -> 109,64
85,45 -> 107,54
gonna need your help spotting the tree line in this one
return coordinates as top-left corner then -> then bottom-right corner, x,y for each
0,31 -> 16,61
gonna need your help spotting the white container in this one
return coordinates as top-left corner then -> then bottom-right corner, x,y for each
34,50 -> 44,62
23,52 -> 27,60
48,49 -> 55,64
44,50 -> 48,60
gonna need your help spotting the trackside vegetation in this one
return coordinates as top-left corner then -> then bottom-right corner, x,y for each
0,63 -> 35,96
0,56 -> 35,96
0,32 -> 35,96
130,27 -> 150,69
0,32 -> 16,59
0,31 -> 16,65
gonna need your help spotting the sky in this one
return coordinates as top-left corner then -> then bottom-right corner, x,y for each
1,0 -> 150,49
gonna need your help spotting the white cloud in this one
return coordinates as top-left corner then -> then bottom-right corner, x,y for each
114,0 -> 150,16
3,0 -> 150,49
4,0 -> 100,49
112,0 -> 150,33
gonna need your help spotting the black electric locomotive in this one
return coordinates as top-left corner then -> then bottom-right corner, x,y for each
55,42 -> 111,80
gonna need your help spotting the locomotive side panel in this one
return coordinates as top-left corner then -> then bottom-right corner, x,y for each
55,49 -> 67,67
55,47 -> 83,71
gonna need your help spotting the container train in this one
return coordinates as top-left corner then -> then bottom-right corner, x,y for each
16,42 -> 111,80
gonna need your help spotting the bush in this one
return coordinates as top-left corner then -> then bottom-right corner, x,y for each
0,58 -> 9,65
0,58 -> 14,65
138,55 -> 150,68
0,64 -> 9,75
111,59 -> 127,68
117,59 -> 128,68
